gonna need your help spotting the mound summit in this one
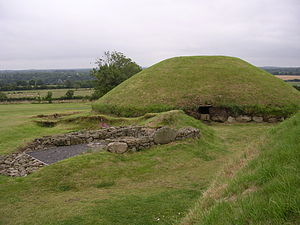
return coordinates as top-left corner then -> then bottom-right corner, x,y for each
93,56 -> 300,117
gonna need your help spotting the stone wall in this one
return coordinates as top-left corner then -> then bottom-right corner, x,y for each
1,126 -> 200,177
21,126 -> 200,153
0,153 -> 45,177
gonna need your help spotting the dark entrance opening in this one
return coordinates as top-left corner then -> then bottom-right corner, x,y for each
198,106 -> 211,114
198,105 -> 212,121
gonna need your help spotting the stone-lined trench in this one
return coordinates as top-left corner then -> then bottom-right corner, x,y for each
0,126 -> 200,177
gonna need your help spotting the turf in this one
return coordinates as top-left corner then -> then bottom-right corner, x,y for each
93,56 -> 300,116
0,103 -> 91,155
180,112 -> 300,225
4,88 -> 93,99
0,109 -> 273,225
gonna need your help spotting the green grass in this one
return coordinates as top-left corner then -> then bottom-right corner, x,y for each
0,109 -> 274,225
0,103 -> 91,154
93,56 -> 300,116
4,88 -> 93,99
180,113 -> 300,225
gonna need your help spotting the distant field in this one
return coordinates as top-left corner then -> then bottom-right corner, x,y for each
275,75 -> 300,80
287,81 -> 300,86
4,88 -> 93,98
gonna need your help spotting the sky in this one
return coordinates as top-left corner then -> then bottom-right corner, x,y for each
0,0 -> 300,69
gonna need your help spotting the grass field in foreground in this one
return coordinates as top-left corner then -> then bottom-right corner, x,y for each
4,88 -> 93,99
0,109 -> 274,225
180,113 -> 300,225
0,103 -> 91,155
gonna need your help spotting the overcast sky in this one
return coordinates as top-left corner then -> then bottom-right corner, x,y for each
1,0 -> 300,69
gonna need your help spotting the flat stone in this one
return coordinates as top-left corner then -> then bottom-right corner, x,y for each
267,117 -> 278,123
227,116 -> 236,123
252,116 -> 263,123
236,115 -> 252,122
107,142 -> 128,154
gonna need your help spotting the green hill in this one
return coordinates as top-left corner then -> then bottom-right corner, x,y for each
93,56 -> 300,116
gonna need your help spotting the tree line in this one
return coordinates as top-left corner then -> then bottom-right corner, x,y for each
0,69 -> 95,91
0,51 -> 142,102
260,67 -> 300,75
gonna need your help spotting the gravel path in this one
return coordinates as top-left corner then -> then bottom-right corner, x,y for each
27,144 -> 90,164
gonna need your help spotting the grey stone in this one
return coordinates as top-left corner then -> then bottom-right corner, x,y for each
236,115 -> 252,122
107,142 -> 128,154
252,116 -> 263,123
267,117 -> 278,123
209,107 -> 229,122
153,127 -> 177,144
176,127 -> 200,140
227,116 -> 236,123
200,114 -> 210,121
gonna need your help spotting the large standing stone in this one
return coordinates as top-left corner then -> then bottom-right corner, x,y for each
153,127 -> 177,144
107,142 -> 128,154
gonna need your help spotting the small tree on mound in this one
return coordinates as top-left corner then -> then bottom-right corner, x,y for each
91,51 -> 142,98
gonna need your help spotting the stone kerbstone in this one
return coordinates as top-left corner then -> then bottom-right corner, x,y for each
209,107 -> 229,122
267,117 -> 278,123
236,115 -> 252,122
227,116 -> 236,123
153,127 -> 177,144
107,142 -> 128,154
252,116 -> 263,123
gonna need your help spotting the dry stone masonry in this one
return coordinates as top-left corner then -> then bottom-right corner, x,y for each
0,153 -> 45,177
1,126 -> 200,177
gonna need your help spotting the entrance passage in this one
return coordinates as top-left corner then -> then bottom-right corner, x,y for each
198,105 -> 211,120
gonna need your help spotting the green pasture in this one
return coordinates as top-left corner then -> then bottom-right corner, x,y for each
4,88 -> 93,99
0,103 -> 91,155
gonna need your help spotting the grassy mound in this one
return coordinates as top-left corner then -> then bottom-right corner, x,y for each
93,56 -> 300,117
181,112 -> 300,225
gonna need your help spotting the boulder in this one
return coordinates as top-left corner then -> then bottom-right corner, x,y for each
200,114 -> 210,121
107,142 -> 128,154
227,116 -> 236,123
236,115 -> 252,122
209,107 -> 229,122
252,116 -> 263,123
153,127 -> 177,144
267,117 -> 278,123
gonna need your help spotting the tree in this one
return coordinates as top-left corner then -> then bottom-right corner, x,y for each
44,91 -> 53,103
91,51 -> 142,97
65,90 -> 74,99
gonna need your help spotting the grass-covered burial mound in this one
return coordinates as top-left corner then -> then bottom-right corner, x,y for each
93,56 -> 300,117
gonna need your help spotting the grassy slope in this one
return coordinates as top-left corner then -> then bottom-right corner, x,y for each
180,113 -> 300,225
93,56 -> 300,116
0,103 -> 91,155
0,111 -> 273,225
